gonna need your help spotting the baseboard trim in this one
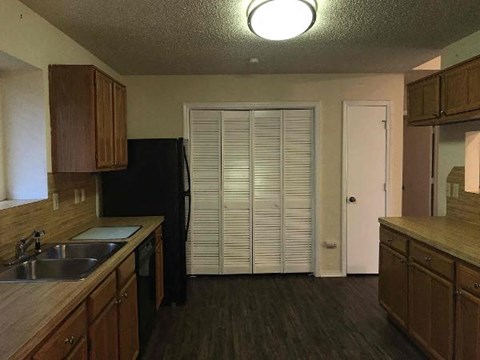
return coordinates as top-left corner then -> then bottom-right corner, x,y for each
319,270 -> 345,278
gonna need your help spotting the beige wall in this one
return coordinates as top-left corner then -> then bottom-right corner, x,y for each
437,31 -> 480,215
125,74 -> 405,275
0,0 -> 123,172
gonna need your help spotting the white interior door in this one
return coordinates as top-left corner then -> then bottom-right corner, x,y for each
222,111 -> 252,274
252,110 -> 283,273
344,103 -> 388,274
283,110 -> 313,273
190,110 -> 221,274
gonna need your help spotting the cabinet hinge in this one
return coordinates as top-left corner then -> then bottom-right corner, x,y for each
384,183 -> 387,192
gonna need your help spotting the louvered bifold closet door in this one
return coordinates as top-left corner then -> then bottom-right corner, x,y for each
222,111 -> 252,274
283,110 -> 314,273
252,110 -> 283,273
190,110 -> 221,274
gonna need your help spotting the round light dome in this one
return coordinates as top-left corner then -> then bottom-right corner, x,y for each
247,0 -> 317,41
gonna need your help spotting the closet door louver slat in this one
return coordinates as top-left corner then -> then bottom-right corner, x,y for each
190,110 -> 221,274
222,111 -> 252,274
283,110 -> 314,273
252,110 -> 283,273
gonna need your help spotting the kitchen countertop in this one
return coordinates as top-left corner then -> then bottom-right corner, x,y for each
380,216 -> 480,267
0,216 -> 164,360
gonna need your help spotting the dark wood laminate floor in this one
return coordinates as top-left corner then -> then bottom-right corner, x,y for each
143,275 -> 425,360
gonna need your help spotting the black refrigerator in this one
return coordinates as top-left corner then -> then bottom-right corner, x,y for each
101,138 -> 190,306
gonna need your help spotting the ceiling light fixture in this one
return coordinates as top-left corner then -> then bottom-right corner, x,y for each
247,0 -> 317,41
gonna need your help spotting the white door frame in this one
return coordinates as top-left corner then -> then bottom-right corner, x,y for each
184,102 -> 321,276
341,101 -> 392,276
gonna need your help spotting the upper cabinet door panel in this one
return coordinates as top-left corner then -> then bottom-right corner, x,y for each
113,83 -> 128,167
422,77 -> 440,119
442,67 -> 469,116
407,77 -> 440,123
95,71 -> 115,169
408,83 -> 425,123
467,60 -> 480,111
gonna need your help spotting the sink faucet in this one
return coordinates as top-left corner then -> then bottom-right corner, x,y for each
14,230 -> 46,260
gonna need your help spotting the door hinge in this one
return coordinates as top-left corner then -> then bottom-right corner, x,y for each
381,120 -> 387,129
384,183 -> 387,192
95,152 -> 98,160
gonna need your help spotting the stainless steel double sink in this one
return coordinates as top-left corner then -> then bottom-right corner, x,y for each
0,243 -> 124,283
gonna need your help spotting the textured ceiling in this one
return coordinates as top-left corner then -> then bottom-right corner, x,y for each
19,0 -> 480,75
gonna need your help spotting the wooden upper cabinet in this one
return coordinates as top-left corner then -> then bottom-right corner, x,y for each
407,77 -> 440,123
408,55 -> 480,126
49,65 -> 128,172
95,71 -> 115,169
113,83 -> 128,167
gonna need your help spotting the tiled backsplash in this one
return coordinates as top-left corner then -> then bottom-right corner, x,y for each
0,173 -> 97,260
446,166 -> 480,225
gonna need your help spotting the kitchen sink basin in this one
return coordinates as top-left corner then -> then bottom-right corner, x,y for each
0,259 -> 99,282
37,242 -> 124,260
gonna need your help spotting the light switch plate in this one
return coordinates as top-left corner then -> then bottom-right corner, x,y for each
52,193 -> 59,210
452,183 -> 460,198
446,183 -> 451,197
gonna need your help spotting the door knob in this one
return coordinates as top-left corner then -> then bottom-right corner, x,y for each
348,196 -> 357,203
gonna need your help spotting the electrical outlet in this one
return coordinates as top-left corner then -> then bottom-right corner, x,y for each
80,188 -> 86,202
74,189 -> 80,204
446,182 -> 452,198
452,183 -> 460,198
52,193 -> 59,210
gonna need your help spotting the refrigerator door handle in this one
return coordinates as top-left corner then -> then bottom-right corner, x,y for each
183,145 -> 192,239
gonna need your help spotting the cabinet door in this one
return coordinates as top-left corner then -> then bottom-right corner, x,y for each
118,275 -> 139,360
423,77 -> 441,119
466,60 -> 480,112
408,83 -> 424,122
113,83 -> 128,167
409,263 -> 454,360
409,263 -> 432,350
455,290 -> 480,360
442,67 -> 469,116
89,300 -> 119,360
95,71 -> 115,169
379,244 -> 408,328
65,337 -> 88,360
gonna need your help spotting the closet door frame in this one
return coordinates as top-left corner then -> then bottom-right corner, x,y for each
184,102 -> 320,277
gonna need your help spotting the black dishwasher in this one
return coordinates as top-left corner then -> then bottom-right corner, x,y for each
136,233 -> 157,354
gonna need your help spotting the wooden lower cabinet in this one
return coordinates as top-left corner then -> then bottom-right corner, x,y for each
89,300 -> 119,360
33,252 -> 140,360
378,244 -> 408,328
456,290 -> 480,359
118,275 -> 140,360
409,262 -> 454,360
33,304 -> 88,360
456,264 -> 480,359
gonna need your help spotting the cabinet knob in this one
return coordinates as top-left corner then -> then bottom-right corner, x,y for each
123,292 -> 128,299
440,110 -> 447,116
474,282 -> 480,289
115,298 -> 122,304
424,256 -> 431,262
64,336 -> 75,345
400,258 -> 406,264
